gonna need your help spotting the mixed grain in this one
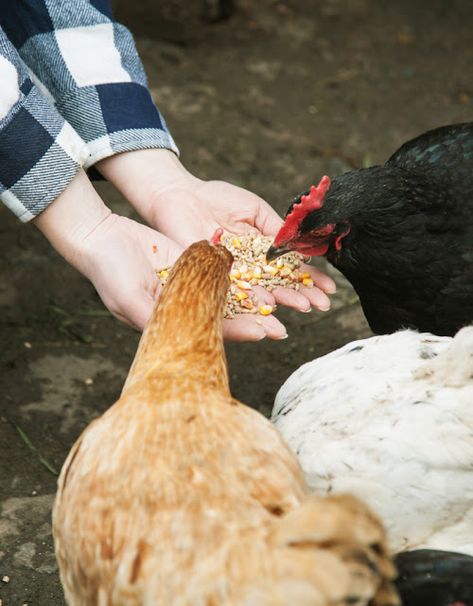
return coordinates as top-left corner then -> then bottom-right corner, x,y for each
157,231 -> 313,318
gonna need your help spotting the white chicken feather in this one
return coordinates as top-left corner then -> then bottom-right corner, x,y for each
272,327 -> 473,555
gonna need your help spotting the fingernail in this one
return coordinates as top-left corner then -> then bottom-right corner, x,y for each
276,332 -> 289,340
319,303 -> 331,312
326,283 -> 337,294
301,307 -> 312,313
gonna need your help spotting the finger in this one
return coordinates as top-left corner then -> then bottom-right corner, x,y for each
223,311 -> 288,342
303,264 -> 337,294
257,312 -> 288,339
255,203 -> 284,236
273,283 -> 332,312
117,292 -> 155,332
251,285 -> 276,306
271,287 -> 312,313
223,316 -> 266,341
299,286 -> 331,311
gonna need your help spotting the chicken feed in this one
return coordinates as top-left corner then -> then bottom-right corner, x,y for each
157,231 -> 314,318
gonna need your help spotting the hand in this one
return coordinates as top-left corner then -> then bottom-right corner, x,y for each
34,170 -> 183,330
71,214 -> 183,329
96,150 -> 337,341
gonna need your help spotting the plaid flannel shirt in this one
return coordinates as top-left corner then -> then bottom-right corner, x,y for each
0,0 -> 178,222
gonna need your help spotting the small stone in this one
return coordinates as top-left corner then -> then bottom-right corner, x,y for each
84,378 -> 94,385
2,575 -> 10,583
24,341 -> 32,349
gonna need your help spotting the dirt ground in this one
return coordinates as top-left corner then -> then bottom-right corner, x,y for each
1,0 -> 472,603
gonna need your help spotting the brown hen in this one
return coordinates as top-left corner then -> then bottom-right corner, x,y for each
53,238 -> 399,606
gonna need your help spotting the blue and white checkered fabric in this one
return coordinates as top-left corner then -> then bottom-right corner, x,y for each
0,0 -> 178,222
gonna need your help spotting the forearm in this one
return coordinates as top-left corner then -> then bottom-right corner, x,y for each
34,170 -> 111,269
95,149 -> 199,221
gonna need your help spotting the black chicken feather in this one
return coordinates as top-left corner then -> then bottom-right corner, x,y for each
395,549 -> 473,606
271,122 -> 473,336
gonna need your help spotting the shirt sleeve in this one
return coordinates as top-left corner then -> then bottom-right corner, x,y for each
0,0 -> 179,169
0,27 -> 88,222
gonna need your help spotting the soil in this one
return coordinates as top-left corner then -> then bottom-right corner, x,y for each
1,0 -> 472,603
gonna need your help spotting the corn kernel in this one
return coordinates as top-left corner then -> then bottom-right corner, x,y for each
259,305 -> 273,316
302,272 -> 310,279
235,291 -> 248,301
159,270 -> 169,280
232,237 -> 242,248
236,280 -> 252,290
253,266 -> 262,277
263,265 -> 278,275
302,278 -> 314,287
238,264 -> 248,274
230,268 -> 241,279
276,258 -> 284,268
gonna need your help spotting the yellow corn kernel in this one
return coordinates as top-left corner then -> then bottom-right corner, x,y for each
241,298 -> 254,309
230,268 -> 241,279
302,278 -> 314,287
302,272 -> 311,279
232,237 -> 242,249
276,258 -> 284,268
159,270 -> 169,280
235,291 -> 248,301
236,280 -> 252,290
259,305 -> 273,315
263,265 -> 278,276
253,266 -> 262,277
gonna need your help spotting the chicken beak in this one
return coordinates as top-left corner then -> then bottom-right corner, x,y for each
266,244 -> 289,263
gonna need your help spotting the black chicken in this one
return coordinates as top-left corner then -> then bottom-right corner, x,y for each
267,122 -> 473,336
395,549 -> 473,606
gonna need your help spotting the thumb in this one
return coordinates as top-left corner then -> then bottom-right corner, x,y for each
108,290 -> 155,332
255,202 -> 284,237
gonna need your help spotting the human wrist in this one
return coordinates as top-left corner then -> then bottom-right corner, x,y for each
95,148 -> 200,222
33,169 -> 111,268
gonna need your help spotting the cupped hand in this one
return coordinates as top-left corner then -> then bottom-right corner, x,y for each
72,214 -> 183,330
96,149 -> 336,340
149,178 -> 337,314
69,212 -> 276,341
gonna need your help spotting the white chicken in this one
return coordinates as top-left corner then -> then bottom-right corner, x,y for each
272,327 -> 473,557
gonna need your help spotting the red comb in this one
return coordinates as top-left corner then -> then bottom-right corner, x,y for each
210,228 -> 224,245
288,176 -> 331,224
273,176 -> 331,246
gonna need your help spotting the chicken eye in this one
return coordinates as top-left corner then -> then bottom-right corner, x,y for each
309,224 -> 336,238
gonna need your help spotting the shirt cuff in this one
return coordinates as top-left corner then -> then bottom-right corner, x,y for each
54,82 -> 179,169
0,78 -> 88,222
16,15 -> 180,166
